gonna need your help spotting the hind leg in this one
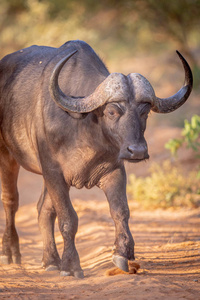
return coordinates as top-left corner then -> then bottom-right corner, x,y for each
37,185 -> 61,270
0,145 -> 21,264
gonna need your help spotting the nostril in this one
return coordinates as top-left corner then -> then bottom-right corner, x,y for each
127,145 -> 136,154
127,145 -> 149,159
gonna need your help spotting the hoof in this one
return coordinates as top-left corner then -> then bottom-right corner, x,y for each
45,265 -> 59,272
60,271 -> 71,277
0,255 -> 12,265
74,270 -> 84,279
112,255 -> 129,272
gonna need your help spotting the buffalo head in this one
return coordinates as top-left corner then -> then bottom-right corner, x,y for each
49,50 -> 193,162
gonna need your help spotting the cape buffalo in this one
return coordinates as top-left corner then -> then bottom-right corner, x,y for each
0,40 -> 193,278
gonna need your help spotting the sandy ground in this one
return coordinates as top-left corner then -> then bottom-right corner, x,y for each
0,126 -> 200,300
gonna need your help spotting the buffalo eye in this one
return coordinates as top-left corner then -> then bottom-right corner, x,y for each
138,103 -> 151,119
138,103 -> 151,134
138,103 -> 151,118
140,112 -> 149,121
104,103 -> 124,120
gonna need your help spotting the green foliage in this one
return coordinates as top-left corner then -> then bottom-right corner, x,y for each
165,114 -> 200,156
165,138 -> 183,156
183,115 -> 200,152
165,114 -> 200,177
127,160 -> 200,209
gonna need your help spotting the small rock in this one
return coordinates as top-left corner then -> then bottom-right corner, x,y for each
193,279 -> 198,282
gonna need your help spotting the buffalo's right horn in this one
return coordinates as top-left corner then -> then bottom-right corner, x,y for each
49,50 -> 112,113
151,51 -> 193,113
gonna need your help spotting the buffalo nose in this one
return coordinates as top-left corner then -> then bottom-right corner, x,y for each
127,145 -> 149,160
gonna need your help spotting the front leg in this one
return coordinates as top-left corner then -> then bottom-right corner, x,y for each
37,185 -> 61,271
41,168 -> 83,278
99,166 -> 135,272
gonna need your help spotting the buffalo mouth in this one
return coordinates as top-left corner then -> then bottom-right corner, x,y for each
126,157 -> 149,163
119,150 -> 149,163
120,155 -> 150,163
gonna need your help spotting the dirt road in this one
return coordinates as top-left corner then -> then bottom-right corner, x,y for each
0,127 -> 200,299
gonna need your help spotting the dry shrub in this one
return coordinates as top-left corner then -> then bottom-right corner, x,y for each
127,160 -> 200,209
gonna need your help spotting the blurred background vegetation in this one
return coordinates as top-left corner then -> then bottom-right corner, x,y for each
1,0 -> 200,70
1,0 -> 200,114
1,0 -> 200,208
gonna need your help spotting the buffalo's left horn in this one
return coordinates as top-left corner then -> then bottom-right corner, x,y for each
151,51 -> 193,113
49,50 -> 110,113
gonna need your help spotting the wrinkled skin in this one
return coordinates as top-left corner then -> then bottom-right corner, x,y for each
0,40 -> 192,277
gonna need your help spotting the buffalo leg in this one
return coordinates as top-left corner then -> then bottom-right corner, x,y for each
41,169 -> 83,278
37,185 -> 61,270
0,145 -> 21,264
99,167 -> 135,272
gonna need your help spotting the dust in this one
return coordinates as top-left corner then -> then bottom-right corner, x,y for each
105,262 -> 140,276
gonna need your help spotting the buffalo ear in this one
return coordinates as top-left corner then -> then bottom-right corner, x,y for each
67,111 -> 88,119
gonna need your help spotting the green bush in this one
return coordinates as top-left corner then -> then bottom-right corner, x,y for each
127,160 -> 200,209
165,114 -> 200,176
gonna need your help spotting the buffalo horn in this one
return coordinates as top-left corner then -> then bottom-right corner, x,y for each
49,50 -> 109,113
151,51 -> 193,113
